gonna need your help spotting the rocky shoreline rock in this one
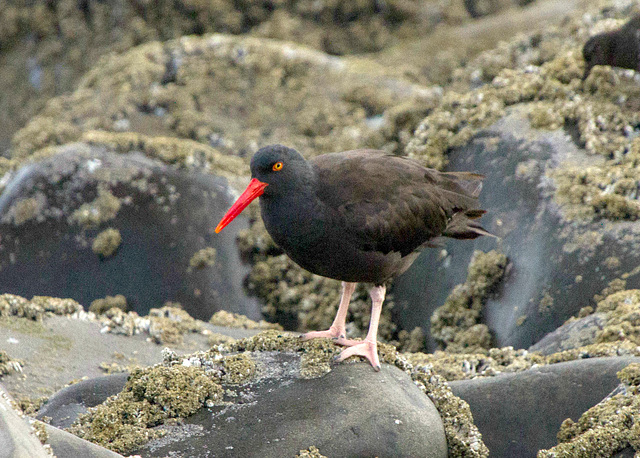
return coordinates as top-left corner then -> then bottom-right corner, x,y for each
2,0 -> 640,456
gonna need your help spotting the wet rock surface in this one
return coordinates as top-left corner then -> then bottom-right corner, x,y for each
37,374 -> 129,429
450,357 -> 640,457
0,303 -> 261,399
394,107 -> 640,350
139,357 -> 447,458
0,144 -> 259,320
0,385 -> 49,458
43,423 -> 124,458
38,353 -> 447,458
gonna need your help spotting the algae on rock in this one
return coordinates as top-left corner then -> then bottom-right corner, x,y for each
92,228 -> 122,258
209,309 -> 282,331
11,35 -> 437,164
538,363 -> 640,457
405,1 -> 640,223
430,250 -> 508,353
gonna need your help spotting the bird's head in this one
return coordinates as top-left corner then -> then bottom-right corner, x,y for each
215,145 -> 308,233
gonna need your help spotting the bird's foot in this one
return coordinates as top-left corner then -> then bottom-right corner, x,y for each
333,339 -> 381,372
300,327 -> 360,347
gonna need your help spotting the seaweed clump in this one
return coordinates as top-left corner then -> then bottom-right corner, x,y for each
70,186 -> 121,227
406,346 -> 544,381
430,250 -> 508,353
99,305 -> 204,345
538,363 -> 640,457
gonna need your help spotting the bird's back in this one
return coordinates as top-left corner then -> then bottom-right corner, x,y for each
311,150 -> 490,259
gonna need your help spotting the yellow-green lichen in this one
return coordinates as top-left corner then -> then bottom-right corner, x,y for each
6,197 -> 41,225
89,295 -> 127,315
406,346 -> 544,381
0,295 -> 83,322
92,228 -> 122,258
296,446 -> 327,458
148,306 -> 203,345
0,350 -> 23,376
538,363 -> 640,457
67,364 -> 226,454
81,130 -> 245,178
70,186 -> 121,227
430,250 -> 508,353
220,353 -> 257,384
188,247 -> 216,270
209,310 -> 282,331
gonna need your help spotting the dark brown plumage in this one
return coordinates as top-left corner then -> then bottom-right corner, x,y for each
216,145 -> 491,370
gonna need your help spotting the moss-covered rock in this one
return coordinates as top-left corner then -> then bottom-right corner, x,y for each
0,294 -> 82,322
209,309 -> 282,331
538,363 -> 640,457
430,250 -> 508,353
67,363 -> 227,454
89,295 -> 127,315
406,0 -> 640,223
10,34 -> 438,165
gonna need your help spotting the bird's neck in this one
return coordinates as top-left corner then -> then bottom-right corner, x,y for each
259,178 -> 325,251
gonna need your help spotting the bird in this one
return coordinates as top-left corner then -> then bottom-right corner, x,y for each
583,14 -> 640,79
216,145 -> 491,370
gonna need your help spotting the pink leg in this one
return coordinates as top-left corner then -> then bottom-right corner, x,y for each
334,284 -> 386,371
300,282 -> 360,346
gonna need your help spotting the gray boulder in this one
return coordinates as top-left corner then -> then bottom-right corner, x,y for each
529,313 -> 607,355
0,143 -> 259,321
0,384 -> 49,458
140,355 -> 447,458
393,107 -> 640,350
44,424 -> 124,458
449,356 -> 640,457
36,352 -> 447,458
37,374 -> 129,429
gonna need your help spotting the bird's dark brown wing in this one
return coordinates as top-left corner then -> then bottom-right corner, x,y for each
311,150 -> 486,256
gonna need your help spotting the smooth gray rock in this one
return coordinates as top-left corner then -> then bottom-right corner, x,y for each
0,385 -> 49,458
0,313 -> 261,401
393,107 -> 640,350
44,424 -> 124,458
449,356 -> 640,457
529,313 -> 607,355
138,353 -> 447,458
0,144 -> 259,321
37,374 -> 129,428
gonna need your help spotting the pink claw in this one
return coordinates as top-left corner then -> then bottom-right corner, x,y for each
333,339 -> 381,371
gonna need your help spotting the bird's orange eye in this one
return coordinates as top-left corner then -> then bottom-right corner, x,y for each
272,162 -> 283,171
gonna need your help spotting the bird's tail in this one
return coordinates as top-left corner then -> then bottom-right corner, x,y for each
443,209 -> 495,240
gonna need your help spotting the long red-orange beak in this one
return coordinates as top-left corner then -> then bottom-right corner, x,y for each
215,178 -> 268,233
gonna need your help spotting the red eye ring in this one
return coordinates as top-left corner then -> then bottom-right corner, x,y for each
272,162 -> 283,171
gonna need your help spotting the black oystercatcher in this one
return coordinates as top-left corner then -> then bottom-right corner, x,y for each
583,14 -> 640,79
216,145 -> 491,370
